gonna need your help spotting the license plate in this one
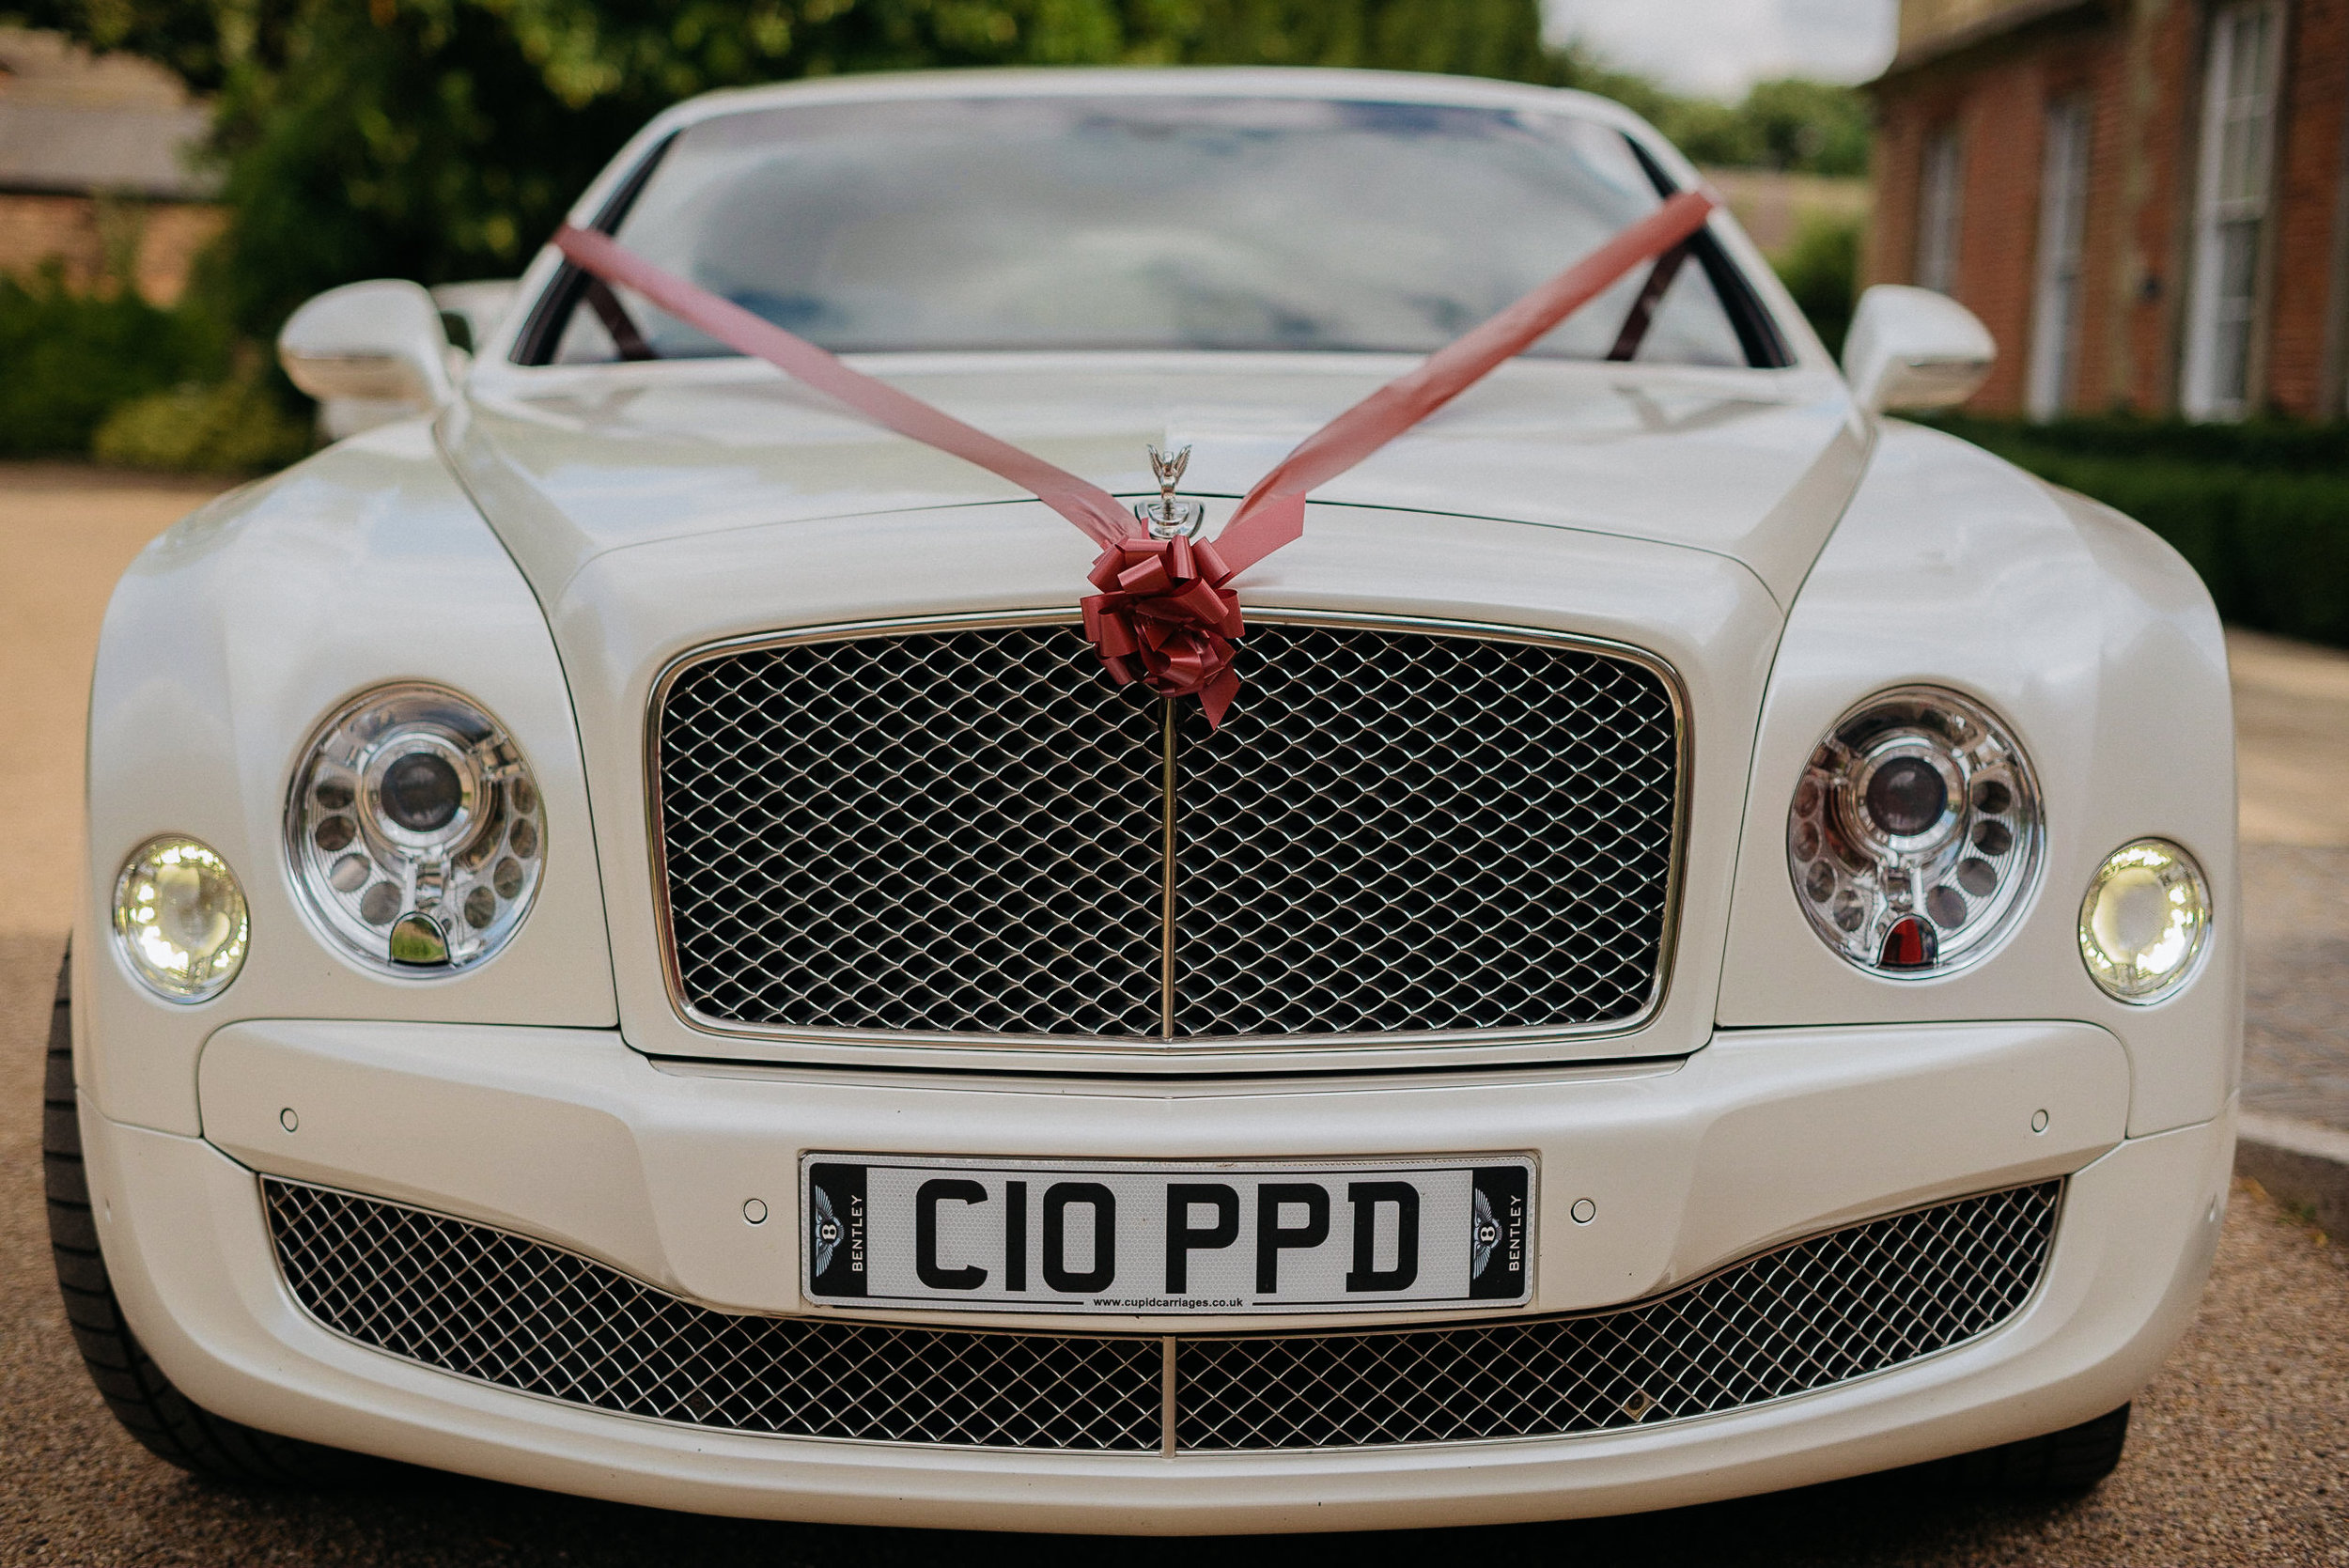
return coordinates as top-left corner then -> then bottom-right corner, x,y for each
801,1155 -> 1532,1314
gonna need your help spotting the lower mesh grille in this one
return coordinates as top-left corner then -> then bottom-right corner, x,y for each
262,1178 -> 1160,1450
265,1178 -> 2060,1452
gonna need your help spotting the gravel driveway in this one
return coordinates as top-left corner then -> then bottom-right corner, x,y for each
2,465 -> 2343,1565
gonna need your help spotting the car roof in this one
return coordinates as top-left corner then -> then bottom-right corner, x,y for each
653,65 -> 1652,140
555,65 -> 1688,257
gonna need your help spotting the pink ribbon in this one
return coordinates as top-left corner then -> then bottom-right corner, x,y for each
552,188 -> 1716,725
1082,533 -> 1246,724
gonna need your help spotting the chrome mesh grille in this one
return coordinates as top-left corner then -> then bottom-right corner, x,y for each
1174,1180 -> 2061,1449
1174,624 -> 1678,1034
265,1178 -> 2057,1452
658,626 -> 1164,1036
654,620 -> 1680,1039
264,1180 -> 1162,1449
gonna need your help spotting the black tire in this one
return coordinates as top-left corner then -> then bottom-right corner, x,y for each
1952,1404 -> 2132,1494
43,947 -> 366,1484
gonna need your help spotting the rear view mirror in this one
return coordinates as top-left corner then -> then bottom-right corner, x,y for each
1843,286 -> 1996,415
277,280 -> 456,411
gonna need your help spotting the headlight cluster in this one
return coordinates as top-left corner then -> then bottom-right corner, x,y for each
1787,687 -> 2043,976
286,684 -> 544,972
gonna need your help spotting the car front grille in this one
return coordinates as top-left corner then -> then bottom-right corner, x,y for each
652,616 -> 1682,1042
264,1177 -> 2060,1453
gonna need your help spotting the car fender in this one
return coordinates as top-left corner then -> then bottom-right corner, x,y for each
79,419 -> 615,1136
1716,420 -> 2239,1137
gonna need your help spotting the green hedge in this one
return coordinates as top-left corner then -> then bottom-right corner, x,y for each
1769,212 -> 1860,358
1931,415 -> 2349,648
0,266 -> 309,473
0,267 -> 228,457
1937,412 -> 2349,474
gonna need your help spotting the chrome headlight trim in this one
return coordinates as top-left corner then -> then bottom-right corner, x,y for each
1787,685 -> 2045,979
286,682 -> 545,975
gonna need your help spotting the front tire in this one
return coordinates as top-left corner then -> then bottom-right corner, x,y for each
42,948 -> 366,1484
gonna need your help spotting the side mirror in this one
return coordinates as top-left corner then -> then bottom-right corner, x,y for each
1842,285 -> 1996,415
277,280 -> 457,411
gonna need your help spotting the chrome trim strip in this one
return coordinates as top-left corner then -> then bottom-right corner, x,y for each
644,606 -> 1691,1057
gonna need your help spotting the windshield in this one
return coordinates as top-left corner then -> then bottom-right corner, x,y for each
540,94 -> 1772,366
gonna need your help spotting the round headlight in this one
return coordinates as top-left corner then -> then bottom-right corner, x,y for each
2079,839 -> 2209,1001
113,836 -> 249,1001
287,684 -> 544,972
1787,687 -> 2043,976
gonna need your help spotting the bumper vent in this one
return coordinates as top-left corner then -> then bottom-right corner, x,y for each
265,1178 -> 2059,1452
652,618 -> 1681,1042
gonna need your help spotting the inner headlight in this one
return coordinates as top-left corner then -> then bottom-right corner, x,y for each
1786,687 -> 2043,975
112,836 -> 249,1001
2079,839 -> 2210,1001
287,683 -> 544,972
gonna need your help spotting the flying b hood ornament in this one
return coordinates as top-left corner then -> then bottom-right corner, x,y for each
1135,443 -> 1204,539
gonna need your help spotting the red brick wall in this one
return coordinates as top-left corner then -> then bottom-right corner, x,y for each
1868,25 -> 2102,413
1866,0 -> 2346,418
1959,54 -> 2049,411
2267,0 -> 2348,414
0,192 -> 225,303
1865,94 -> 1926,289
2118,0 -> 2201,415
2068,31 -> 2131,410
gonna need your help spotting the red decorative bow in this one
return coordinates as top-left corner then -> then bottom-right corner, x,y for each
1081,534 -> 1245,724
552,188 -> 1717,728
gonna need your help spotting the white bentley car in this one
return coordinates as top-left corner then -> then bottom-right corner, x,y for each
51,68 -> 2239,1530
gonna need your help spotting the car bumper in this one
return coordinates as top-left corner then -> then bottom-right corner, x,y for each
82,1018 -> 2231,1533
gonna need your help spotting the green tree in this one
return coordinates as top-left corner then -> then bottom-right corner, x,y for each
1655,95 -> 1758,166
1735,76 -> 1870,176
1771,210 -> 1859,357
0,263 -> 230,455
1652,76 -> 1869,177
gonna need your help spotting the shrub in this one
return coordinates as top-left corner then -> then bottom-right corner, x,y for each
1937,412 -> 2349,474
1771,211 -> 1860,358
1937,415 -> 2349,648
0,266 -> 229,457
93,375 -> 313,474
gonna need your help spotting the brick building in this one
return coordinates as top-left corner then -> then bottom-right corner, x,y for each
0,28 -> 223,303
1867,0 -> 2349,421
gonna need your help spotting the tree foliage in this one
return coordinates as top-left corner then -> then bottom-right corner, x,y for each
1659,76 -> 1871,178
0,262 -> 230,453
1770,210 -> 1860,356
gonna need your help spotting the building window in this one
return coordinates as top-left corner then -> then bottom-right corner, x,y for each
1917,123 -> 1966,294
2027,98 -> 2092,420
2182,0 -> 2286,421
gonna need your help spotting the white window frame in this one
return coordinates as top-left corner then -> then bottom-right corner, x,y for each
2181,0 -> 2287,421
2027,97 -> 2093,420
1917,122 -> 1966,295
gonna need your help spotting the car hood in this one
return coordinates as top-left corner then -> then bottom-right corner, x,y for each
446,354 -> 1870,611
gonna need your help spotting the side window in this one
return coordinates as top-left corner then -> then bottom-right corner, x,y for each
2181,0 -> 2285,421
1915,122 -> 1965,295
2026,96 -> 2092,420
